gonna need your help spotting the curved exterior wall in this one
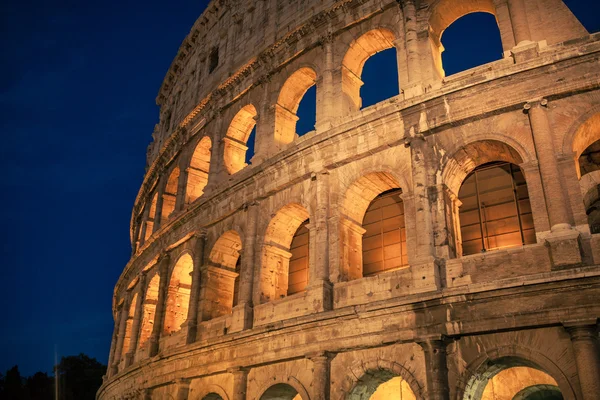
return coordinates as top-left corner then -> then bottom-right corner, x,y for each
99,0 -> 600,399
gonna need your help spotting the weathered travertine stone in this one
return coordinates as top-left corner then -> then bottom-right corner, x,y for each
99,0 -> 600,399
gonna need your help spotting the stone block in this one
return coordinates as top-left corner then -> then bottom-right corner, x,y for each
546,230 -> 583,270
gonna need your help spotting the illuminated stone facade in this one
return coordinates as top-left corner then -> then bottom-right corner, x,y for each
98,0 -> 600,399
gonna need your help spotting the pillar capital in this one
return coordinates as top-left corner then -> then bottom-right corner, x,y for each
565,322 -> 598,340
523,98 -> 548,112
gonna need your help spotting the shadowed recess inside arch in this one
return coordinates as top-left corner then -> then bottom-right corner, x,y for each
441,12 -> 503,76
361,48 -> 400,108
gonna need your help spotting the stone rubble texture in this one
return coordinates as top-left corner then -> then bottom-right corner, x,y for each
98,0 -> 600,399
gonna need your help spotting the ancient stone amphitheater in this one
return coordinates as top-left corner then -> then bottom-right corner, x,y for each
98,0 -> 600,399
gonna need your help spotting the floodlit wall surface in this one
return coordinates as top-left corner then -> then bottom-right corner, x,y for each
100,0 -> 600,399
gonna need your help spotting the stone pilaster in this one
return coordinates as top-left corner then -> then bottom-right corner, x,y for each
229,368 -> 249,400
525,100 -> 582,268
400,0 -> 422,98
237,201 -> 259,318
153,176 -> 166,232
175,378 -> 191,400
125,273 -> 146,367
316,34 -> 336,132
149,253 -> 171,357
186,231 -> 206,344
309,170 -> 333,310
175,159 -> 188,212
419,338 -> 450,400
110,297 -> 130,376
106,316 -> 119,377
507,0 -> 531,45
309,352 -> 332,400
565,322 -> 600,400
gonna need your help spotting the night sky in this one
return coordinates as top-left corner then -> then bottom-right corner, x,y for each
1,0 -> 598,377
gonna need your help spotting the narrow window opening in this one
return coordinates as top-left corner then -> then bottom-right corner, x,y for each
209,47 -> 219,73
232,257 -> 241,307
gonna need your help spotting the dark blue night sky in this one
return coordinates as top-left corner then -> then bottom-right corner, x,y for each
1,0 -> 598,376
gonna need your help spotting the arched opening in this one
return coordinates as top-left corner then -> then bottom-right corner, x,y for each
463,357 -> 564,400
288,219 -> 310,295
274,68 -> 317,146
577,138 -> 600,233
342,28 -> 398,112
361,49 -> 400,108
162,167 -> 180,220
348,369 -> 416,400
341,172 -> 403,281
458,162 -> 535,255
203,231 -> 242,320
571,112 -> 600,178
295,85 -> 316,137
187,136 -> 211,202
578,138 -> 600,177
513,385 -> 564,400
224,105 -> 257,174
120,292 -> 138,361
261,203 -> 310,302
428,0 -> 501,78
202,394 -> 224,400
583,183 -> 600,234
144,192 -> 158,241
163,253 -> 193,335
440,12 -> 504,76
260,383 -> 302,400
138,272 -> 160,349
362,189 -> 407,277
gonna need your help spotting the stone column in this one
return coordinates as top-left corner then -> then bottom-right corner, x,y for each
507,0 -> 531,45
110,297 -> 130,376
139,204 -> 151,246
125,273 -> 146,367
153,177 -> 166,232
309,353 -> 332,400
241,201 -> 259,309
401,0 -> 421,86
316,34 -> 335,132
525,100 -> 570,231
176,378 -> 191,400
230,368 -> 249,400
310,170 -> 333,310
419,339 -> 450,400
186,231 -> 206,344
106,317 -> 119,377
149,253 -> 171,357
175,159 -> 188,212
406,134 -> 434,260
566,323 -> 600,399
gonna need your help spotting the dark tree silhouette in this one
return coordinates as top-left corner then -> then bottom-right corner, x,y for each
55,354 -> 106,400
1,366 -> 25,400
25,372 -> 54,400
0,354 -> 106,400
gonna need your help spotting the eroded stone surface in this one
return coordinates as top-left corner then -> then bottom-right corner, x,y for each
100,1 -> 600,399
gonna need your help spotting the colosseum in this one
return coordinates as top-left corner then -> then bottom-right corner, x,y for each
98,0 -> 600,399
